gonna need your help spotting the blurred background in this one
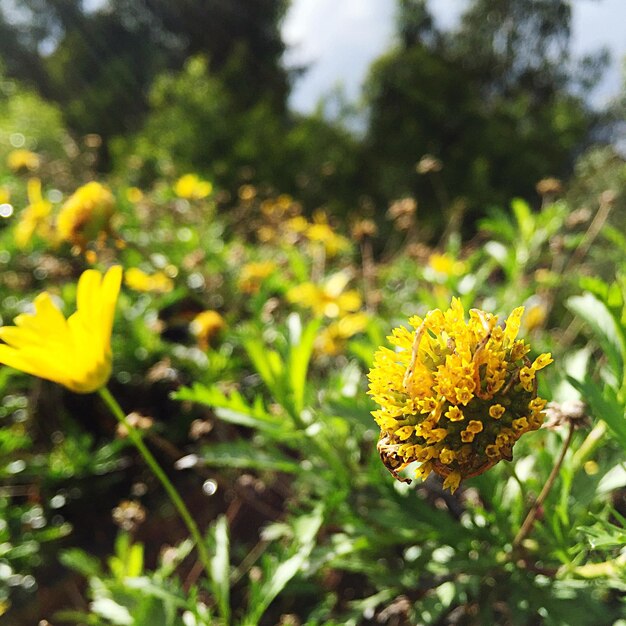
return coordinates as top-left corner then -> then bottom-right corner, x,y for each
1,1 -> 626,624
0,0 -> 624,238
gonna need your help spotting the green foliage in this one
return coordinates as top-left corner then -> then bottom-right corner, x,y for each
363,0 -> 598,234
0,74 -> 69,166
0,3 -> 623,622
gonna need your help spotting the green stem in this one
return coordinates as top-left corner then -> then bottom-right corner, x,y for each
512,423 -> 575,550
98,386 -> 212,579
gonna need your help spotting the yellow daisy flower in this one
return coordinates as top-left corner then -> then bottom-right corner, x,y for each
0,266 -> 122,393
287,272 -> 361,318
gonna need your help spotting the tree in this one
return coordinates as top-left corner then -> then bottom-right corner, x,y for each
0,0 -> 290,148
363,0 -> 604,235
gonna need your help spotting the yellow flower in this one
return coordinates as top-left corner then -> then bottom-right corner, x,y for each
0,266 -> 122,393
287,272 -> 361,318
238,261 -> 277,294
304,212 -> 350,256
523,302 -> 547,333
125,268 -> 174,294
125,187 -> 144,203
7,149 -> 40,173
57,181 -> 115,249
0,186 -> 10,204
14,178 -> 53,248
174,174 -> 212,200
316,312 -> 369,355
368,298 -> 552,492
428,253 -> 466,277
190,310 -> 226,350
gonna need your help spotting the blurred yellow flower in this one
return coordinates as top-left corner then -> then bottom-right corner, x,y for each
0,186 -> 10,204
0,266 -> 122,393
428,252 -> 466,277
191,310 -> 226,350
237,261 -> 277,294
125,268 -> 174,294
125,187 -> 144,203
238,184 -> 256,201
305,213 -> 350,256
174,174 -> 212,200
284,216 -> 309,234
523,302 -> 548,333
368,298 -> 552,493
7,149 -> 40,173
287,272 -> 361,318
14,178 -> 53,248
238,261 -> 277,294
57,181 -> 115,249
316,312 -> 369,355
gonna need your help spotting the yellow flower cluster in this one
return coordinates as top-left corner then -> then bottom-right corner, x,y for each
368,298 -> 552,493
57,181 -> 115,249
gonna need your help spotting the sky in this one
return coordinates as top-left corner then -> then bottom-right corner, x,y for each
282,0 -> 626,113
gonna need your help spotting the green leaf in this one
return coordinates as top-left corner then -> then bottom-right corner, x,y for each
209,516 -> 230,624
199,440 -> 302,473
511,197 -> 534,240
568,376 -> 626,452
90,597 -> 133,625
59,548 -> 103,578
173,383 -> 285,434
244,338 -> 284,391
287,316 -> 321,415
242,506 -> 324,626
567,292 -> 626,387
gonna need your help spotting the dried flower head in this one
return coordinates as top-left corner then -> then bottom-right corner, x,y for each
351,218 -> 378,241
416,154 -> 442,174
112,499 -> 147,532
368,298 -> 553,493
535,177 -> 562,196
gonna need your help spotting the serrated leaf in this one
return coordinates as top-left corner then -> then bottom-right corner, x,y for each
173,383 -> 285,434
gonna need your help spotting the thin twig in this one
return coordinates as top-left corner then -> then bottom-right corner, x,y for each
512,422 -> 575,549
